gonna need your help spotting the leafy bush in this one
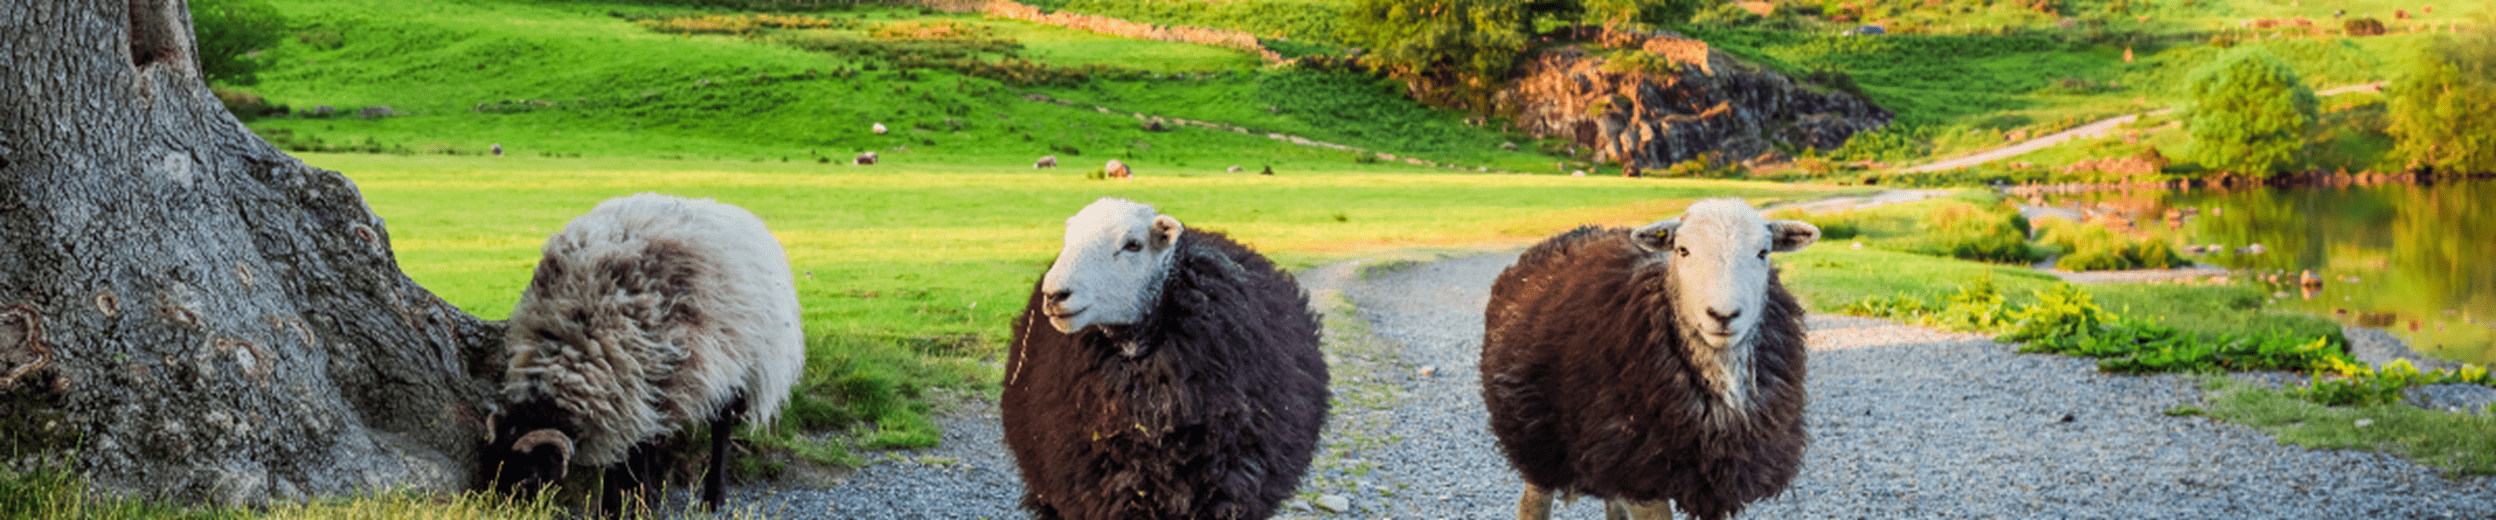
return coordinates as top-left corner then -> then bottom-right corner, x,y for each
191,0 -> 286,85
2183,48 -> 2318,176
2386,33 -> 2496,174
1342,0 -> 1546,111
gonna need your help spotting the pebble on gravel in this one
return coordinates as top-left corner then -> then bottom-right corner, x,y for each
1316,494 -> 1351,513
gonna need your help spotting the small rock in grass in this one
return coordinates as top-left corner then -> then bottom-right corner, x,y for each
2355,418 -> 2375,428
1317,494 -> 1351,513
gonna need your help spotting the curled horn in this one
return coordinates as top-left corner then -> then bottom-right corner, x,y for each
512,429 -> 575,473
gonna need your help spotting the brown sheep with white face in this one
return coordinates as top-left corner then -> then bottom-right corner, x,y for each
1481,198 -> 1819,520
1004,197 -> 1330,520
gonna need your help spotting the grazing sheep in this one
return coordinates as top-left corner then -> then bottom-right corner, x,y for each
485,193 -> 804,514
1227,165 -> 1244,173
491,143 -> 504,157
872,122 -> 889,135
1036,155 -> 1059,169
1003,197 -> 1330,520
855,151 -> 879,165
1104,159 -> 1131,179
1481,198 -> 1818,520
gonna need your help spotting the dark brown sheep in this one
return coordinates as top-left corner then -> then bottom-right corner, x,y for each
1481,198 -> 1818,520
1004,197 -> 1330,520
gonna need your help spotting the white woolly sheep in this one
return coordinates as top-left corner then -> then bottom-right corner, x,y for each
1003,197 -> 1330,519
1035,155 -> 1058,168
1104,159 -> 1131,179
485,193 -> 804,513
1481,198 -> 1819,520
872,122 -> 889,135
855,151 -> 879,165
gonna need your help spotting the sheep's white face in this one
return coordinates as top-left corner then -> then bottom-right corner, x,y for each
1039,198 -> 1185,334
1635,198 -> 1820,349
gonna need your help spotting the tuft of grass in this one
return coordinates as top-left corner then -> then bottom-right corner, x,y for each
0,460 -> 248,520
2034,218 -> 2187,271
2197,375 -> 2496,476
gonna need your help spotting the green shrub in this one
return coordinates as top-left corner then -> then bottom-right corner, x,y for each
2183,48 -> 2318,176
191,0 -> 286,85
1998,282 -> 2114,343
2385,33 -> 2496,174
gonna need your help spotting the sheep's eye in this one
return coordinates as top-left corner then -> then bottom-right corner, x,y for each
1675,246 -> 1689,257
1758,249 -> 1770,260
1122,239 -> 1144,252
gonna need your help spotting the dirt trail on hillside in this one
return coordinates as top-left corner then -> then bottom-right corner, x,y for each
1901,82 -> 2386,173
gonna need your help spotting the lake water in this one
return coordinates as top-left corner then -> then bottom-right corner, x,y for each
2035,179 -> 2496,365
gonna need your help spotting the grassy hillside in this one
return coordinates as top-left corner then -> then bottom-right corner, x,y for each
236,0 -> 1549,170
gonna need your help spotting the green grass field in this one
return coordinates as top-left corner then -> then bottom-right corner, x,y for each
231,0 -> 1555,172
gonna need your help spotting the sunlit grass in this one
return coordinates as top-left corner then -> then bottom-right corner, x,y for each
2193,375 -> 2496,476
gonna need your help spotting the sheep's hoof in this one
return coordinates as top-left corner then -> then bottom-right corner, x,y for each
1517,485 -> 1555,520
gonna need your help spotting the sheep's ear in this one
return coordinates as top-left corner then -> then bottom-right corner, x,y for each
1768,220 -> 1821,252
1632,220 -> 1679,253
1151,214 -> 1184,250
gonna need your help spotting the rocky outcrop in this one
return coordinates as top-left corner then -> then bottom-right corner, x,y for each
1498,35 -> 1891,173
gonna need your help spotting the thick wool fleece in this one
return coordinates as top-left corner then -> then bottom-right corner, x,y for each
1003,229 -> 1331,520
501,193 -> 803,467
1480,225 -> 1810,520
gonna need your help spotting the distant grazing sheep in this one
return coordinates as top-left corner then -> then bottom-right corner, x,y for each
1227,165 -> 1243,173
855,151 -> 879,165
1104,159 -> 1131,179
872,122 -> 889,135
491,143 -> 503,157
1481,198 -> 1818,520
1035,155 -> 1058,169
1004,197 -> 1330,520
485,193 -> 804,514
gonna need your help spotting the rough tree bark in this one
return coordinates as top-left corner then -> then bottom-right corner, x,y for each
0,0 -> 505,505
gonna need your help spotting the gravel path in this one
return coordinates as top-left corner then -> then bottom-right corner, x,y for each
696,250 -> 2494,519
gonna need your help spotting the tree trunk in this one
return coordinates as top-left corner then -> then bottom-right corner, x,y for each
0,0 -> 504,505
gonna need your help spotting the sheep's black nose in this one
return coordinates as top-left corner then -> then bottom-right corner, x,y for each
1045,289 -> 1072,304
1706,307 -> 1741,324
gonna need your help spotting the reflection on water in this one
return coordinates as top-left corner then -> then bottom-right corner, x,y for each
2036,180 -> 2496,364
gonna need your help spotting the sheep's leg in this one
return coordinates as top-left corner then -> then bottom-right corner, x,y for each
603,441 -> 673,518
1620,501 -> 1675,520
1603,500 -> 1630,520
703,393 -> 748,509
1517,484 -> 1556,520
